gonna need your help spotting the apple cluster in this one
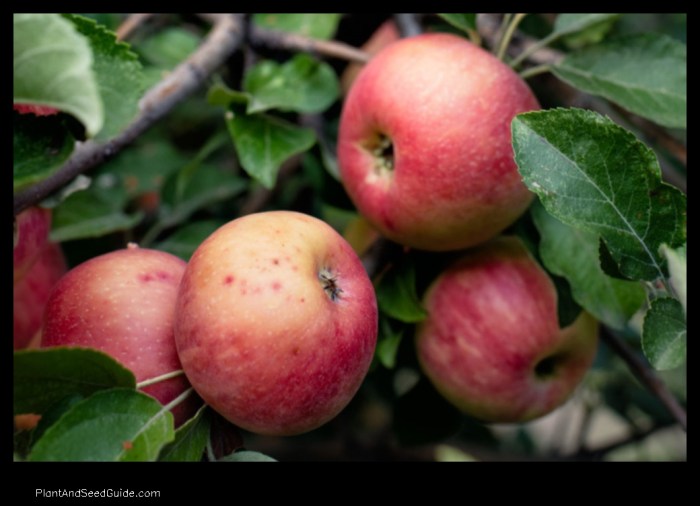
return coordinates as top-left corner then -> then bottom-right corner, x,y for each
25,211 -> 377,435
16,30 -> 598,440
337,31 -> 598,422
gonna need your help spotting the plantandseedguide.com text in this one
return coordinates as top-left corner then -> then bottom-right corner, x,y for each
36,489 -> 160,499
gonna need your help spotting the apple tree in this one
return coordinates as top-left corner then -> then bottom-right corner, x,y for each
13,13 -> 686,462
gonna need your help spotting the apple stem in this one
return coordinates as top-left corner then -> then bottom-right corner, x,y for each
136,369 -> 186,389
510,30 -> 560,69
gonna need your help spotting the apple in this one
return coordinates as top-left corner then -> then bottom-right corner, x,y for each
14,206 -> 52,284
174,211 -> 378,436
340,19 -> 400,95
41,244 -> 197,426
14,241 -> 67,350
415,236 -> 599,423
338,33 -> 539,251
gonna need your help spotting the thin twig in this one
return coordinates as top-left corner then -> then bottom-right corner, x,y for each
394,13 -> 422,37
14,14 -> 245,217
249,24 -> 370,64
115,13 -> 154,41
519,63 -> 551,80
601,328 -> 687,432
496,13 -> 527,61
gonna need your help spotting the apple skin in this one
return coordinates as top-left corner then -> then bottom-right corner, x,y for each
14,241 -> 67,350
338,33 -> 539,251
41,244 -> 197,426
174,211 -> 378,436
14,207 -> 52,284
415,236 -> 599,423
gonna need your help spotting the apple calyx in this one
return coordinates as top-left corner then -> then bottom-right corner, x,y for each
369,133 -> 394,174
534,354 -> 561,379
318,268 -> 343,301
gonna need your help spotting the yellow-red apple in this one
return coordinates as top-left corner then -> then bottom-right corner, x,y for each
338,33 -> 539,251
41,244 -> 197,426
174,211 -> 378,436
415,236 -> 598,423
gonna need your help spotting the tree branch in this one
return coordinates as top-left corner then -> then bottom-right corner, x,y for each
14,13 -> 245,216
249,24 -> 370,64
601,328 -> 687,431
115,13 -> 154,41
394,14 -> 423,37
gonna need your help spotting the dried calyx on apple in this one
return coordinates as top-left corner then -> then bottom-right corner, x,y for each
174,211 -> 378,436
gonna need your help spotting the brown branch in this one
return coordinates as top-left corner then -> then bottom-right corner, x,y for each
601,328 -> 687,432
115,13 -> 154,41
14,14 -> 245,217
249,24 -> 370,64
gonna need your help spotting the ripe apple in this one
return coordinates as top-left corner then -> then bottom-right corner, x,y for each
14,241 -> 67,350
41,244 -> 197,426
415,236 -> 599,423
338,33 -> 539,251
340,19 -> 400,95
14,206 -> 52,284
174,211 -> 378,436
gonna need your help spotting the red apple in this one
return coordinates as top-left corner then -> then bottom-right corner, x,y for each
14,207 -> 52,284
174,211 -> 378,436
415,236 -> 598,423
14,104 -> 60,116
14,241 -> 67,350
338,33 -> 539,251
41,244 -> 197,426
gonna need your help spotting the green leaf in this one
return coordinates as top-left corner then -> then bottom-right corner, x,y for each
660,243 -> 686,313
13,112 -> 75,192
226,111 -> 316,189
512,108 -> 686,282
50,174 -> 144,242
219,450 -> 277,462
553,14 -> 620,38
244,54 -> 339,114
64,14 -> 144,139
159,165 -> 247,229
14,14 -> 103,137
252,14 -> 341,40
376,318 -> 404,369
532,202 -> 646,330
376,259 -> 427,323
14,348 -> 135,415
559,14 -> 619,49
207,81 -> 251,108
642,297 -> 686,370
157,220 -> 226,261
159,405 -> 211,462
95,136 -> 186,199
552,34 -> 686,128
29,389 -> 175,461
138,27 -> 201,68
437,14 -> 476,33
31,394 -> 85,446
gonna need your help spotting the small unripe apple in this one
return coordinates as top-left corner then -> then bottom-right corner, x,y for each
14,207 -> 52,284
41,244 -> 197,426
175,211 -> 378,436
14,241 -> 67,350
338,33 -> 539,251
415,236 -> 598,423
